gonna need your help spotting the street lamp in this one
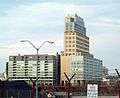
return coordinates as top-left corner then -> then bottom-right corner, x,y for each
20,40 -> 54,98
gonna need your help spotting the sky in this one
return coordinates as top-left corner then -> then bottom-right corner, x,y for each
0,0 -> 120,74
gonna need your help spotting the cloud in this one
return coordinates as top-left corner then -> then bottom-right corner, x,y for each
87,18 -> 120,36
0,1 -> 120,72
99,18 -> 120,24
90,31 -> 120,66
0,2 -> 105,41
0,10 -> 7,16
0,2 -> 99,52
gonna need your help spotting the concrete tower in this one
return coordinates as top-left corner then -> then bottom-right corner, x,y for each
63,14 -> 89,56
61,14 -> 103,84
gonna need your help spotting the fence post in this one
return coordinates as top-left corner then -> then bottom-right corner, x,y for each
6,89 -> 8,98
17,90 -> 20,98
116,81 -> 120,98
30,90 -> 31,98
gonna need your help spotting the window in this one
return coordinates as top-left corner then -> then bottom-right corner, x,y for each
73,53 -> 75,55
21,56 -> 24,61
45,56 -> 47,59
70,18 -> 74,22
73,41 -> 75,43
65,23 -> 68,26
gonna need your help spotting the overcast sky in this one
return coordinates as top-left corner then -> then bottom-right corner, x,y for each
0,0 -> 120,74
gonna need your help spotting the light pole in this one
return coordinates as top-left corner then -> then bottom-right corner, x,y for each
20,40 -> 54,98
64,72 -> 75,98
115,69 -> 120,98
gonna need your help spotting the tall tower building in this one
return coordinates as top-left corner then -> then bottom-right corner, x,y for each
63,14 -> 89,56
61,14 -> 103,84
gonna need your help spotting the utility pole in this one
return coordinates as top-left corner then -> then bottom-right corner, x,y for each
64,72 -> 75,98
115,69 -> 120,98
